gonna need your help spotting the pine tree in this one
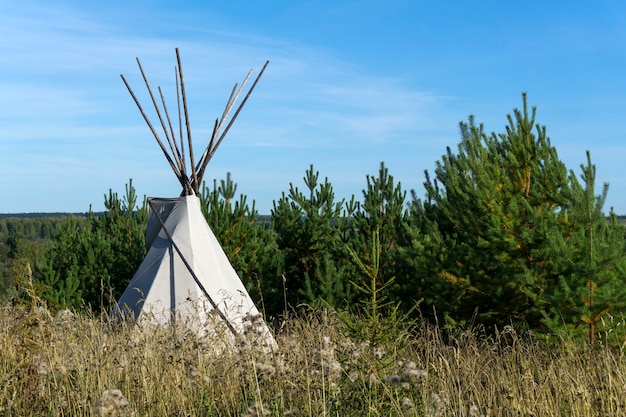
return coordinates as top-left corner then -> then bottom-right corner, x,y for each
351,162 -> 413,309
97,179 -> 147,302
542,151 -> 626,343
38,180 -> 147,311
271,164 -> 357,310
38,215 -> 86,310
412,94 -> 573,329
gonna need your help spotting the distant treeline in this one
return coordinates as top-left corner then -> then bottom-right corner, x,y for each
0,213 -> 89,220
0,212 -> 277,221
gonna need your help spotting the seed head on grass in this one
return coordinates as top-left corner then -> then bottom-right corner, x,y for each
401,396 -> 415,415
468,404 -> 483,416
372,346 -> 385,360
382,374 -> 402,385
94,389 -> 130,417
254,360 -> 278,382
54,309 -> 75,329
188,364 -> 211,385
312,336 -> 342,381
401,360 -> 427,385
428,392 -> 448,417
31,354 -> 50,376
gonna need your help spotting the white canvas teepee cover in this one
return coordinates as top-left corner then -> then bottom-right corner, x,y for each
116,49 -> 273,348
116,195 -> 273,345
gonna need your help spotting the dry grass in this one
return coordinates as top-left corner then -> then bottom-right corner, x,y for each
1,302 -> 626,416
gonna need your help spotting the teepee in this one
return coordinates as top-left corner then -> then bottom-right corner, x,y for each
114,49 -> 274,348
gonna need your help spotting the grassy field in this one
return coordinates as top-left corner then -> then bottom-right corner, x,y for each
2,301 -> 626,416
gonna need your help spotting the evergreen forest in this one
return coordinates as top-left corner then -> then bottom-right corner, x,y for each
3,94 -> 626,343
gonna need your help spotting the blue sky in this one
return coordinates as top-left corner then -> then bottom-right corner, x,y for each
1,1 -> 625,214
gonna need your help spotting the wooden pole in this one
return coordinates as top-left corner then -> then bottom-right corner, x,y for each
175,65 -> 186,190
195,82 -> 240,176
135,58 -> 185,177
197,60 -> 270,183
158,85 -> 185,175
175,48 -> 197,195
120,73 -> 186,190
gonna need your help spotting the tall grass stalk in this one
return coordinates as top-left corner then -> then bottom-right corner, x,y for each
2,301 -> 626,416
